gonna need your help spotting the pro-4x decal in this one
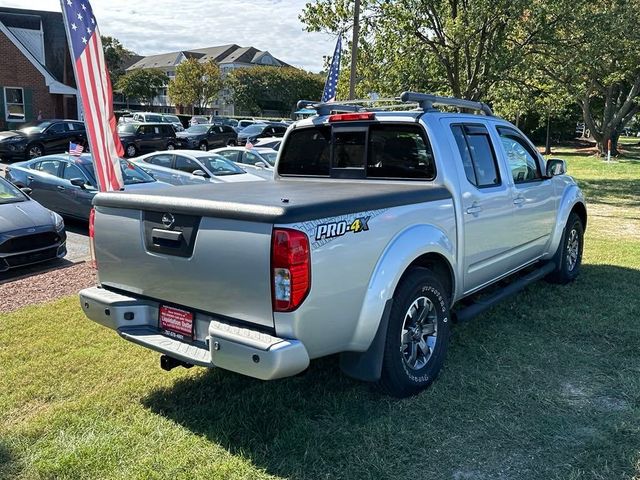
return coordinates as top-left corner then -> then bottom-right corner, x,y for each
315,216 -> 370,241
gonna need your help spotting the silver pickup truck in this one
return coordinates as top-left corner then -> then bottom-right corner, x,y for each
79,92 -> 587,398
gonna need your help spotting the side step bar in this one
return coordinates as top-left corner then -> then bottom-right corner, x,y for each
454,261 -> 556,323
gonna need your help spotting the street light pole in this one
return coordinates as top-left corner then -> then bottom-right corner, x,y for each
349,0 -> 360,100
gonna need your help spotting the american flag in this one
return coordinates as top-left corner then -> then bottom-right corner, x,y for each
60,0 -> 124,191
321,36 -> 342,103
69,142 -> 84,156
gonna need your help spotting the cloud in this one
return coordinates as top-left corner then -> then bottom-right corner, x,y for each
4,0 -> 337,72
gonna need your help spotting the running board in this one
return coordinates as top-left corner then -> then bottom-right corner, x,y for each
454,261 -> 556,323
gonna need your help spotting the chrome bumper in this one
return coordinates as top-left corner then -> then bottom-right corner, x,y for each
79,286 -> 309,380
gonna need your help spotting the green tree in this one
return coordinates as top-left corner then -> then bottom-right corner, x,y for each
538,0 -> 640,155
115,68 -> 168,107
101,35 -> 135,84
228,66 -> 324,116
167,59 -> 224,114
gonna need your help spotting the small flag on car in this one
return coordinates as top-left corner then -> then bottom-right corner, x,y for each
246,141 -> 253,149
69,142 -> 84,156
321,36 -> 342,103
60,0 -> 124,192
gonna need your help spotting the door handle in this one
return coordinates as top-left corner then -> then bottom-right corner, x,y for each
465,202 -> 482,215
27,176 -> 34,181
57,185 -> 66,191
513,196 -> 525,205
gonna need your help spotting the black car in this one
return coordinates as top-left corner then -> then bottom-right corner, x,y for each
237,123 -> 288,146
175,124 -> 238,150
117,122 -> 178,158
0,120 -> 86,161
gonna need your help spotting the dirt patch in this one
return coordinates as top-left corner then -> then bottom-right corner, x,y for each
0,263 -> 96,314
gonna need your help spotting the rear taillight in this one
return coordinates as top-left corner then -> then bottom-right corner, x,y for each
88,207 -> 97,269
271,228 -> 310,312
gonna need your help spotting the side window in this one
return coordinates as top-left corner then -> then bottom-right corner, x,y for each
217,150 -> 240,162
222,126 -> 234,133
275,126 -> 287,136
497,127 -> 542,183
146,154 -> 173,167
62,163 -> 85,181
138,126 -> 150,135
47,123 -> 65,134
154,126 -> 161,135
243,152 -> 261,165
367,125 -> 435,179
174,155 -> 200,173
451,124 -> 500,187
333,130 -> 366,169
33,159 -> 61,176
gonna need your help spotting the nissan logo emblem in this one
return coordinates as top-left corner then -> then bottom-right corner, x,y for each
161,213 -> 175,229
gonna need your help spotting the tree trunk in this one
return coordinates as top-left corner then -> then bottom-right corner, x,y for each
544,111 -> 552,155
596,131 -> 619,157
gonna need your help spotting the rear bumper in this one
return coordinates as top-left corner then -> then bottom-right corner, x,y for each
79,286 -> 310,380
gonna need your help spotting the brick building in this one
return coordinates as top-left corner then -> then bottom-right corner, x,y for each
0,7 -> 80,131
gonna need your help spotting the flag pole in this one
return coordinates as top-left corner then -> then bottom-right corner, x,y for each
59,1 -> 100,189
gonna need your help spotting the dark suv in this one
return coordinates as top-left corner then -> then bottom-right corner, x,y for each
117,122 -> 177,157
237,122 -> 288,146
0,119 -> 86,161
175,124 -> 238,150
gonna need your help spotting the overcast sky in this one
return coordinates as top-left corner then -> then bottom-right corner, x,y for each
3,0 -> 336,72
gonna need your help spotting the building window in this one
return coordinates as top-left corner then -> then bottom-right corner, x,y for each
4,87 -> 25,121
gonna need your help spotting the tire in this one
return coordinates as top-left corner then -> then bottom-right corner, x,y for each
547,212 -> 584,284
227,139 -> 237,146
125,144 -> 137,158
378,268 -> 451,398
26,143 -> 44,159
199,141 -> 208,151
167,142 -> 175,151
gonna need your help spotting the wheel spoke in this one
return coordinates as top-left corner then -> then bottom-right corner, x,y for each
418,338 -> 430,356
408,342 -> 418,366
401,330 -> 413,345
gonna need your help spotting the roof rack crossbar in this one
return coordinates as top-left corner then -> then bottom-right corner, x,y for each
399,91 -> 494,116
296,100 -> 363,116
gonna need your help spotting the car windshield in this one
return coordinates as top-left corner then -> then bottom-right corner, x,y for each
186,125 -> 208,134
200,155 -> 245,176
118,124 -> 138,134
260,151 -> 277,165
86,160 -> 155,185
144,114 -> 163,122
163,115 -> 180,123
241,124 -> 266,135
19,121 -> 52,134
0,177 -> 26,204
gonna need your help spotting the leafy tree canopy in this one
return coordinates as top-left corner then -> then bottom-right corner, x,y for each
115,68 -> 168,106
167,59 -> 224,113
101,35 -> 135,84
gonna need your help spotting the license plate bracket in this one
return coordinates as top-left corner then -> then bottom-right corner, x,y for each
159,305 -> 194,341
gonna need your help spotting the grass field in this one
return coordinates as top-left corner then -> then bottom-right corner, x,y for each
1,145 -> 639,480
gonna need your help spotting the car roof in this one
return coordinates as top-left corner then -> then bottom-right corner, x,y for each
212,146 -> 275,154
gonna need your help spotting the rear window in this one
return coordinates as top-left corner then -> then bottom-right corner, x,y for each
278,124 -> 436,180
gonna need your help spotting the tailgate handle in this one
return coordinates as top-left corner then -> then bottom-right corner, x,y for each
151,228 -> 183,245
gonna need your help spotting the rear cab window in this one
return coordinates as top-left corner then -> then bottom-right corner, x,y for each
278,122 -> 436,180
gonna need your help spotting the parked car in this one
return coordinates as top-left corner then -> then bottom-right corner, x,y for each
0,120 -> 86,161
0,175 -> 66,272
117,122 -> 178,158
209,116 -> 238,128
133,150 -> 265,185
80,91 -> 587,398
237,122 -> 288,145
161,114 -> 185,132
189,116 -> 209,126
130,112 -> 164,123
212,146 -> 276,179
5,153 -> 170,220
175,124 -> 237,150
236,119 -> 263,130
253,136 -> 282,151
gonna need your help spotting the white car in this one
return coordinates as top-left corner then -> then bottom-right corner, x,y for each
132,150 -> 265,186
211,146 -> 277,180
253,136 -> 282,150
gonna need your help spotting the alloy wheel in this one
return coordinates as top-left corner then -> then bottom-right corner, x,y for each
400,296 -> 438,371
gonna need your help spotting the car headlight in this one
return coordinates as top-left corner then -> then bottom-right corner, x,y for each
51,212 -> 64,232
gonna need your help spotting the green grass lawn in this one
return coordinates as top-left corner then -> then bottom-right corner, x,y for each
1,146 -> 639,480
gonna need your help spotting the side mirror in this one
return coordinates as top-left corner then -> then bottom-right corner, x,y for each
70,178 -> 87,189
254,161 -> 266,169
192,169 -> 209,178
20,187 -> 32,196
546,158 -> 567,177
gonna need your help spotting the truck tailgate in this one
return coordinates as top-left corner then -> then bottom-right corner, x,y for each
93,205 -> 274,328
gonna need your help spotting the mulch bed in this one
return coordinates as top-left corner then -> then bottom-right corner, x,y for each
0,262 -> 96,314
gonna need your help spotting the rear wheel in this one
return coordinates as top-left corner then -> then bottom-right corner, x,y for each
125,144 -> 137,158
199,141 -> 208,151
547,212 -> 584,284
378,268 -> 450,398
26,143 -> 44,159
227,139 -> 237,146
167,142 -> 175,150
